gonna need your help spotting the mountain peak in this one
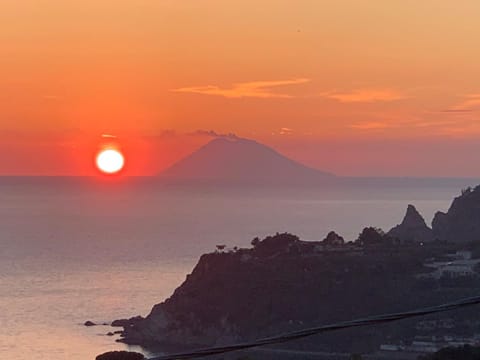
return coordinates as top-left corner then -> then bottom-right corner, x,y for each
160,137 -> 333,184
432,185 -> 480,242
388,204 -> 433,243
403,204 -> 428,227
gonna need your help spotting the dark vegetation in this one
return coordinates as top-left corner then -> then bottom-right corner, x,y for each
418,345 -> 480,360
96,351 -> 145,360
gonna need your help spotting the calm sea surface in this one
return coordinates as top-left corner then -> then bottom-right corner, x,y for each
0,177 -> 478,360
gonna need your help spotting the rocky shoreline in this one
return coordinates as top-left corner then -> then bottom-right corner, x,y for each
109,185 -> 480,356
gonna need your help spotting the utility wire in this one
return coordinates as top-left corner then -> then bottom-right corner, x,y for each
148,295 -> 480,360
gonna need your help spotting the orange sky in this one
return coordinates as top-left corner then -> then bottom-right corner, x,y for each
1,1 -> 480,176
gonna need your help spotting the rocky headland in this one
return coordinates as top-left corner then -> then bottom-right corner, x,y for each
432,186 -> 480,243
113,185 -> 480,355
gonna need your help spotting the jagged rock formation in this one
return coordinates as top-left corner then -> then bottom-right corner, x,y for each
111,316 -> 144,328
388,204 -> 434,243
432,186 -> 480,243
160,137 -> 333,184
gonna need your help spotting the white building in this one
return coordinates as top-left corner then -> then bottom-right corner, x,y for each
417,251 -> 480,279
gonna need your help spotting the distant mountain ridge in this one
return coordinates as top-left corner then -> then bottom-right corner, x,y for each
159,137 -> 334,184
432,185 -> 480,242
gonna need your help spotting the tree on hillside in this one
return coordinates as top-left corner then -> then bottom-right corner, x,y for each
251,237 -> 260,247
356,227 -> 388,246
252,232 -> 300,255
322,231 -> 345,246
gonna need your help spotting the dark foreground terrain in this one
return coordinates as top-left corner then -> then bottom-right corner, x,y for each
112,186 -> 480,358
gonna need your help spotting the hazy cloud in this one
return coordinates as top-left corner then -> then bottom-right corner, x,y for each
435,126 -> 480,137
279,127 -> 294,135
101,134 -> 117,139
412,119 -> 458,128
349,116 -> 480,136
146,129 -> 239,140
449,94 -> 480,111
350,122 -> 391,130
463,94 -> 480,106
172,78 -> 310,98
321,89 -> 407,103
440,109 -> 472,113
190,129 -> 239,139
143,129 -> 178,140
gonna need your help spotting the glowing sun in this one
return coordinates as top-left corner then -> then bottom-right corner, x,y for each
96,149 -> 125,174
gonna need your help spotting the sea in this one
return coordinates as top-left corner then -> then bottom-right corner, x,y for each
0,176 -> 478,360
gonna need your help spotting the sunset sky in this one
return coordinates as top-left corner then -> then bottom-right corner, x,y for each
1,1 -> 480,176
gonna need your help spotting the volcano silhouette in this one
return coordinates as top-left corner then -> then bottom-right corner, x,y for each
160,137 -> 334,184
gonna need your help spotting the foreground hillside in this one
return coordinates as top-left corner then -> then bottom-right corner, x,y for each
115,185 -> 480,356
117,234 -> 480,354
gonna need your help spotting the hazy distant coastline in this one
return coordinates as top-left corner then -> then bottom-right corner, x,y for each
1,175 -> 480,187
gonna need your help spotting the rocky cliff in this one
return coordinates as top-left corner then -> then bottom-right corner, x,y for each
388,204 -> 434,243
432,186 -> 480,242
117,233 -> 472,354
